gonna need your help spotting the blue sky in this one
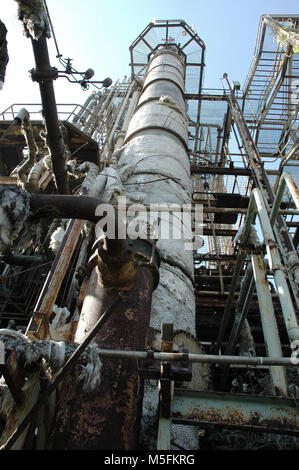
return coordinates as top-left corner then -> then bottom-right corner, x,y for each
1,0 -> 299,111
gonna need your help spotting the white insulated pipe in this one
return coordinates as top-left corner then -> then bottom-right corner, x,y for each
117,47 -> 195,333
114,46 -> 198,449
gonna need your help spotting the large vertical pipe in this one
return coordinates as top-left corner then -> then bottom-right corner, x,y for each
115,46 -> 197,449
119,46 -> 195,333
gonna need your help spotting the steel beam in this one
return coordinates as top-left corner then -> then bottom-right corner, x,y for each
172,389 -> 299,435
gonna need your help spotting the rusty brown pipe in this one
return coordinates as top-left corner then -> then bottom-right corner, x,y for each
49,263 -> 155,450
32,194 -> 160,449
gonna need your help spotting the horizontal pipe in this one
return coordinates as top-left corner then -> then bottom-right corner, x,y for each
74,348 -> 298,367
29,193 -> 127,259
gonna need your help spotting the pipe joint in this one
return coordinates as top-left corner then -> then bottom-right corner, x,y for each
89,238 -> 160,290
30,66 -> 59,83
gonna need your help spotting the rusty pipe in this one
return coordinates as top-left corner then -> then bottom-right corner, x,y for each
50,259 -> 157,450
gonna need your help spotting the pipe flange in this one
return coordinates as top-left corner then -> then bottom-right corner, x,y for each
95,238 -> 132,266
31,66 -> 59,82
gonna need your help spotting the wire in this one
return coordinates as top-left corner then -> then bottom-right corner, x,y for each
124,177 -> 175,185
42,0 -> 104,92
42,0 -> 62,57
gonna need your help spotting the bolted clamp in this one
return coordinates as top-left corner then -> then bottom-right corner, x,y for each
30,66 -> 59,83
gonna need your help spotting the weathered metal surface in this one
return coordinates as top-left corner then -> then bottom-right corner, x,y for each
49,265 -> 155,450
172,389 -> 299,435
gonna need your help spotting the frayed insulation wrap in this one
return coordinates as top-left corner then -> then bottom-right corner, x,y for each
27,155 -> 52,192
80,162 -> 99,194
14,0 -> 51,40
93,167 -> 124,202
51,305 -> 71,329
49,226 -> 66,253
78,347 -> 103,392
66,160 -> 99,194
0,187 -> 31,253
0,329 -> 102,392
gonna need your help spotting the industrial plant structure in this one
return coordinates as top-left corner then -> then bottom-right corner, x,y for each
0,2 -> 298,450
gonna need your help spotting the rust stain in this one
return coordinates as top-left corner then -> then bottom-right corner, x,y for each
173,403 -> 298,431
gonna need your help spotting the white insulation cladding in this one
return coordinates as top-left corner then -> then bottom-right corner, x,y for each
113,47 -> 199,449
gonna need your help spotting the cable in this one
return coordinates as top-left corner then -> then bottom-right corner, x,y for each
42,0 -> 104,92
42,0 -> 62,57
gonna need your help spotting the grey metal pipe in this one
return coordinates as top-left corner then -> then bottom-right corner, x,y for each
270,171 -> 299,225
65,348 -> 298,367
224,263 -> 255,356
251,253 -> 288,396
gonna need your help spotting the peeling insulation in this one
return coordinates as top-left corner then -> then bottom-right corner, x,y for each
14,0 -> 51,40
0,187 -> 31,252
0,329 -> 103,393
49,226 -> 66,253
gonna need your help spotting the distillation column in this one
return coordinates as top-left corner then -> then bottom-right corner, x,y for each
115,45 -> 198,448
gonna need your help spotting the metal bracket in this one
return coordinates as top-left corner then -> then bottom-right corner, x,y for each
138,349 -> 192,382
91,237 -> 161,290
